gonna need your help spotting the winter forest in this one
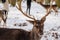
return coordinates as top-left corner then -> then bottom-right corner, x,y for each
0,0 -> 60,40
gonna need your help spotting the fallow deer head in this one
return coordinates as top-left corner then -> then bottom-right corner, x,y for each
16,0 -> 51,40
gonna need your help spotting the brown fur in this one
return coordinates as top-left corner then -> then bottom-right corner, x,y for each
0,10 -> 5,23
0,28 -> 30,40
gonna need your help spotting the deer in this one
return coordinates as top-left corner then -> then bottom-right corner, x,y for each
0,10 -> 8,27
35,0 -> 58,15
0,28 -> 31,40
0,0 -> 9,27
2,0 -> 6,3
16,0 -> 52,40
0,10 -> 51,40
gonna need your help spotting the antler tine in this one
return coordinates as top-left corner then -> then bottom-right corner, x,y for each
42,0 -> 53,19
16,1 -> 36,21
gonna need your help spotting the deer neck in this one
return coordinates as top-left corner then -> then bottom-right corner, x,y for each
30,21 -> 41,40
31,27 -> 40,40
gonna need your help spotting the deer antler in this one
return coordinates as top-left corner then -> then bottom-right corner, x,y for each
42,0 -> 53,18
16,0 -> 36,21
40,1 -> 52,24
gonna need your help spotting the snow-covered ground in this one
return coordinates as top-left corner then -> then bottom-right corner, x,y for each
0,1 -> 60,40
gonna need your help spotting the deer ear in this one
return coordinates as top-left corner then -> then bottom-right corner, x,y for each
27,20 -> 34,24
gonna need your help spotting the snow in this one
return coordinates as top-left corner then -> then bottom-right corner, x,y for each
0,1 -> 60,40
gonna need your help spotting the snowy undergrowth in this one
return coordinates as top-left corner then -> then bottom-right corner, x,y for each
0,1 -> 60,40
